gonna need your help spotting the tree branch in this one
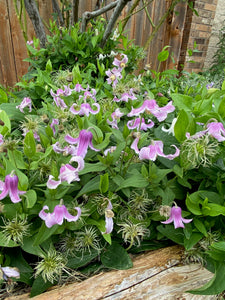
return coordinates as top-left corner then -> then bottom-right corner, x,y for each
100,0 -> 132,48
24,0 -> 47,47
81,0 -> 119,32
52,0 -> 64,27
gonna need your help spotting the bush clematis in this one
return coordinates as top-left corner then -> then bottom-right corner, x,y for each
106,67 -> 122,87
0,171 -> 26,203
131,139 -> 180,161
65,129 -> 100,158
70,103 -> 100,116
102,200 -> 114,234
16,97 -> 32,113
128,99 -> 175,121
47,156 -> 84,189
39,201 -> 81,228
161,205 -> 192,229
127,118 -> 154,131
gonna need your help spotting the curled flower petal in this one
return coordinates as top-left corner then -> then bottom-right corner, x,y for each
161,206 -> 192,229
47,175 -> 61,189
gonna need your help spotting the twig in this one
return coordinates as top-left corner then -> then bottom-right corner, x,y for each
24,0 -> 47,47
101,0 -> 132,48
52,0 -> 65,27
81,0 -> 119,32
143,0 -> 179,50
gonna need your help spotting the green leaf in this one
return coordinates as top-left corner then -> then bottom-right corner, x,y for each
24,190 -> 37,208
171,93 -> 193,111
75,176 -> 100,198
193,219 -> 208,237
157,224 -> 184,245
24,131 -> 36,159
0,88 -> 8,103
116,173 -> 149,191
99,173 -> 109,194
184,232 -> 203,250
157,49 -> 169,62
0,109 -> 11,134
45,59 -> 52,72
79,162 -> 107,175
22,236 -> 45,257
87,218 -> 111,244
0,232 -> 18,247
67,249 -> 99,269
33,223 -> 58,246
30,275 -> 54,297
186,193 -> 202,215
100,241 -> 133,270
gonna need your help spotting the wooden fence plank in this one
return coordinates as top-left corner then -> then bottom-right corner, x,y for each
0,0 -> 18,86
0,0 -> 190,87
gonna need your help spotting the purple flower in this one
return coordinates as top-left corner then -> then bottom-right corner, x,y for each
81,89 -> 97,102
131,139 -> 180,161
186,122 -> 225,142
104,146 -> 117,156
113,54 -> 128,71
107,108 -> 124,129
65,129 -> 100,158
50,89 -> 68,109
207,122 -> 225,142
113,89 -> 136,102
0,134 -> 4,145
127,118 -> 154,131
26,40 -> 33,45
47,156 -> 84,189
1,266 -> 20,280
72,83 -> 85,93
106,67 -> 122,87
206,82 -> 214,89
39,203 -> 81,228
0,171 -> 26,203
127,99 -> 158,117
161,205 -> 192,229
102,200 -> 114,234
70,103 -> 100,116
16,97 -> 32,113
128,99 -> 175,121
50,119 -> 59,135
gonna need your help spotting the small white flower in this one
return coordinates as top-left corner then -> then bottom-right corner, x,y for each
162,118 -> 177,136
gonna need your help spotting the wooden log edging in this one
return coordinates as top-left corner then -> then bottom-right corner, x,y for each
6,245 -> 216,300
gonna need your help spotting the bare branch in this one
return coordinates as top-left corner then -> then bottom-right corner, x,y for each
81,0 -> 119,32
52,0 -> 65,27
24,0 -> 47,47
101,0 -> 132,48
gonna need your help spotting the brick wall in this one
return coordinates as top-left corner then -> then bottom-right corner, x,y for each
204,0 -> 225,69
180,0 -> 218,73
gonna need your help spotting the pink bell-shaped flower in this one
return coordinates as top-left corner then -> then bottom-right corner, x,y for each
161,205 -> 192,229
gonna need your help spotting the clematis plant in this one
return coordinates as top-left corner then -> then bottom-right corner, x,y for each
39,200 -> 81,228
0,171 -> 26,203
161,205 -> 192,229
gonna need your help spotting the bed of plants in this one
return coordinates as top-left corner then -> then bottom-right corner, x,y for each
0,19 -> 225,298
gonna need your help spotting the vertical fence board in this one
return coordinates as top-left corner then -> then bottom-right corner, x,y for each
8,0 -> 30,82
0,0 -> 190,87
0,0 -> 18,86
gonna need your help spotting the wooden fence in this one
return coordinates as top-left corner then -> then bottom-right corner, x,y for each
0,0 -> 190,87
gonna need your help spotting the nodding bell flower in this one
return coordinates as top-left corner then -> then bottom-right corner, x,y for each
102,200 -> 114,234
127,118 -> 154,131
0,134 -> 4,145
113,90 -> 136,102
105,68 -> 122,87
161,205 -> 192,229
186,121 -> 225,142
39,200 -> 81,228
107,108 -> 124,129
128,99 -> 175,122
65,129 -> 100,158
16,97 -> 32,113
113,54 -> 128,71
0,171 -> 26,203
47,156 -> 84,189
50,119 -> 59,135
70,103 -> 100,117
131,139 -> 180,161
0,266 -> 20,280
